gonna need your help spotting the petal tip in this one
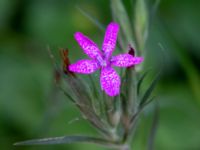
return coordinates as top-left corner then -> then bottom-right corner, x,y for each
109,22 -> 119,28
137,57 -> 144,63
74,32 -> 84,39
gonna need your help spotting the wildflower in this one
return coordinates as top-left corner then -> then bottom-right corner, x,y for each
69,22 -> 143,96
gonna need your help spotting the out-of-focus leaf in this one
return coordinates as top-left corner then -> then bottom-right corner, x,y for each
141,96 -> 156,110
88,75 -> 102,117
134,0 -> 148,51
14,135 -> 117,147
111,95 -> 121,126
59,85 -> 76,103
76,6 -> 105,31
140,72 -> 161,107
46,47 -> 76,103
147,103 -> 159,150
137,69 -> 152,95
110,0 -> 136,50
88,75 -> 99,100
150,0 -> 161,20
125,68 -> 137,115
60,72 -> 111,136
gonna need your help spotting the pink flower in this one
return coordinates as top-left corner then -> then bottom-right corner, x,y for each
69,22 -> 143,96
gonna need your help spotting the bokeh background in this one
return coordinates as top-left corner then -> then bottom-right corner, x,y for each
0,0 -> 200,150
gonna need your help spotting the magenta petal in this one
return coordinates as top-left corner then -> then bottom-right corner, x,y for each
111,54 -> 144,67
102,22 -> 119,59
74,32 -> 102,59
100,67 -> 120,96
69,59 -> 100,74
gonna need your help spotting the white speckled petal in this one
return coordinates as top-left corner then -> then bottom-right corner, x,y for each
74,32 -> 102,59
111,54 -> 144,67
69,59 -> 100,74
102,22 -> 119,59
100,67 -> 120,97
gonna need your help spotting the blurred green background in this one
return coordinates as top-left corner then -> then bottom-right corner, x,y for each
0,0 -> 200,150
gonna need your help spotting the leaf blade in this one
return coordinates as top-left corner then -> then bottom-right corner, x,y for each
140,71 -> 161,107
147,102 -> 159,150
110,0 -> 136,50
14,135 -> 118,147
137,68 -> 152,95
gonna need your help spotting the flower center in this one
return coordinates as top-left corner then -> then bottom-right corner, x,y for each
96,55 -> 108,67
101,60 -> 107,67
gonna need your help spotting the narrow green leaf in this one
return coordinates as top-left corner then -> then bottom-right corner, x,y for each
110,0 -> 136,50
134,0 -> 149,51
137,68 -> 152,95
141,96 -> 156,109
14,135 -> 118,147
147,103 -> 159,150
88,75 -> 99,100
64,77 -> 110,136
150,0 -> 161,21
88,75 -> 102,116
59,85 -> 76,103
127,69 -> 137,115
46,46 -> 60,71
76,6 -> 105,31
66,76 -> 92,106
140,72 -> 161,107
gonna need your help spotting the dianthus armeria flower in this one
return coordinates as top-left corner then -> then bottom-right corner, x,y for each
69,22 -> 143,96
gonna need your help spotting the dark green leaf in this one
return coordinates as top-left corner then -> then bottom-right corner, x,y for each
140,71 -> 161,107
141,96 -> 156,109
137,68 -> 152,95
